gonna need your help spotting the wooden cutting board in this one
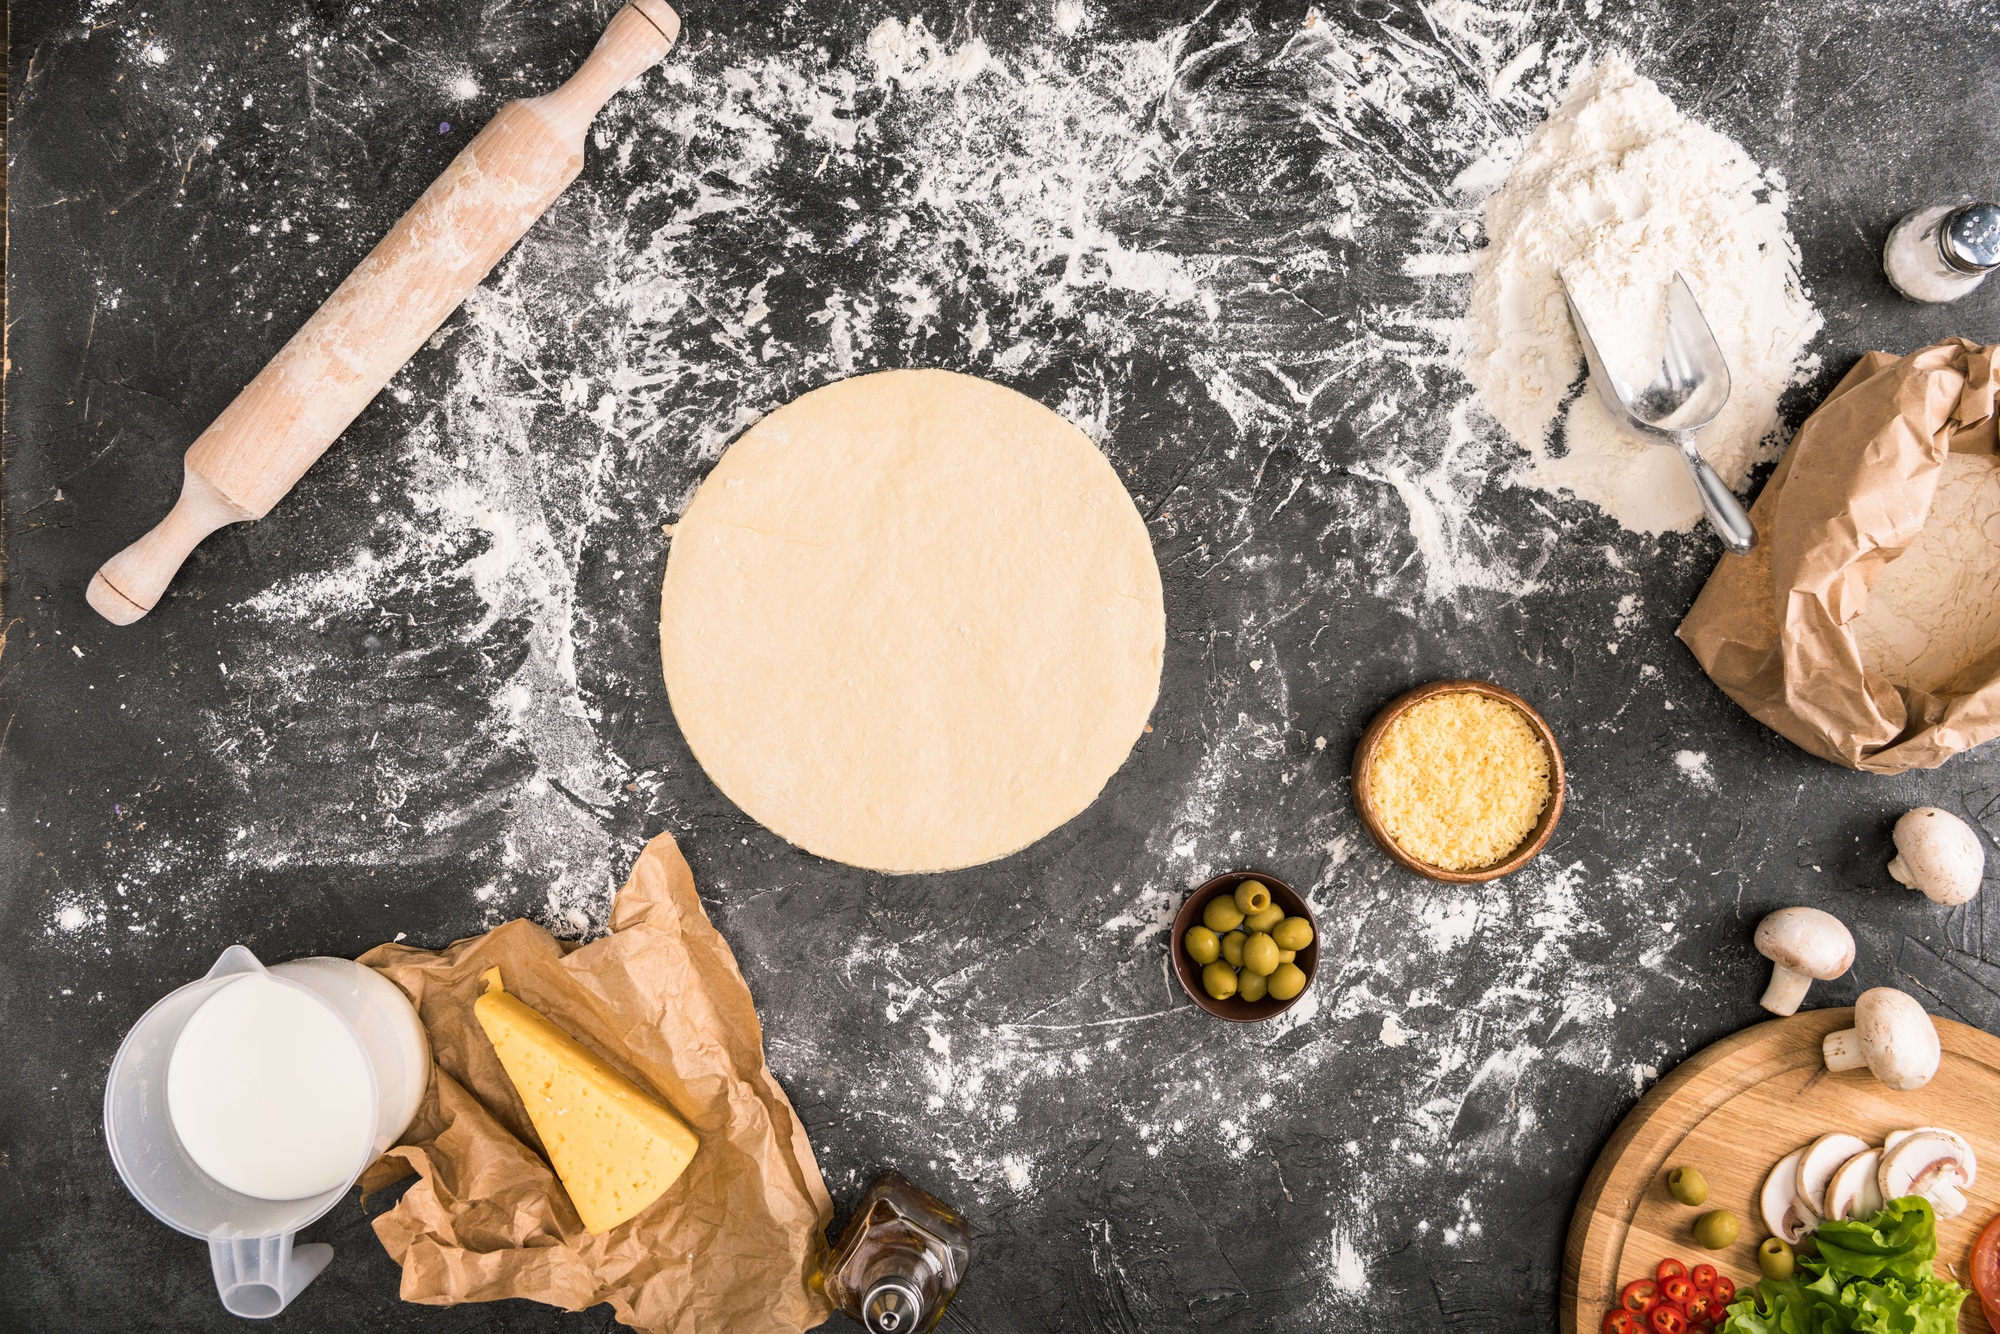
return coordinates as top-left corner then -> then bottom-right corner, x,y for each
1563,1008 -> 2000,1333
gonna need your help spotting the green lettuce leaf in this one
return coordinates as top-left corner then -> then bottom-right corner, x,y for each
1838,1275 -> 1966,1334
1721,1198 -> 1965,1334
1809,1198 -> 1938,1287
1722,1274 -> 1853,1334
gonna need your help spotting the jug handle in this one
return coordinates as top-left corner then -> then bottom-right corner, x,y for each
207,1233 -> 333,1319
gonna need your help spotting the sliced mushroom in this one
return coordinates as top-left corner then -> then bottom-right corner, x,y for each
1796,1131 -> 1873,1218
1879,1130 -> 1973,1218
1823,1147 -> 1884,1221
1895,1126 -> 1977,1188
1754,908 -> 1855,1015
1888,808 -> 1983,906
1879,1127 -> 1977,1194
1761,1148 -> 1818,1243
1823,988 -> 1941,1090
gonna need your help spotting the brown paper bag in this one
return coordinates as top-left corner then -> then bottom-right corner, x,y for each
1679,337 -> 2000,773
356,831 -> 834,1332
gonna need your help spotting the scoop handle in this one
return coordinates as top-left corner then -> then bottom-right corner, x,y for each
208,1233 -> 331,1319
87,0 -> 681,625
1677,433 -> 1756,556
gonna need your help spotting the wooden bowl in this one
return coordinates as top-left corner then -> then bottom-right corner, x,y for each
1350,679 -> 1565,884
1169,871 -> 1320,1023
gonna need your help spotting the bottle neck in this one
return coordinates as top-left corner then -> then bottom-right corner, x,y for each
863,1278 -> 926,1333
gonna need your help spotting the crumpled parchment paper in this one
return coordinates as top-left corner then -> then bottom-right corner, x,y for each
1679,337 -> 2000,773
356,831 -> 833,1333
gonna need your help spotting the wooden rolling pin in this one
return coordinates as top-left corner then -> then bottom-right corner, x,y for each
87,0 -> 681,624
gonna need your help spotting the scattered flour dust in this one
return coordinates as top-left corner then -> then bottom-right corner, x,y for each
1462,53 -> 1822,534
190,10 -> 1219,933
1327,1229 -> 1369,1292
1673,749 -> 1715,789
1421,896 -> 1481,951
70,2 -> 1739,1307
821,844 -> 1627,1309
1850,453 -> 2000,694
82,0 -> 1744,615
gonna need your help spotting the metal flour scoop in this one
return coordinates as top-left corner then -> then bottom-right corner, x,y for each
1562,272 -> 1756,554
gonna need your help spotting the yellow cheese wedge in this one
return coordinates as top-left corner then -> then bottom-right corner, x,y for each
474,968 -> 698,1233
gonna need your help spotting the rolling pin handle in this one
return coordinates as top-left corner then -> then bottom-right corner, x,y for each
529,1 -> 681,139
86,466 -> 253,625
626,0 -> 683,48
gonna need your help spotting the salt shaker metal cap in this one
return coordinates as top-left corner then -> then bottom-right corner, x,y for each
1941,202 -> 2000,274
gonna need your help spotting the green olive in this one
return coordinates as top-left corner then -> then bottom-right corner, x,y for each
1202,896 -> 1246,933
1758,1236 -> 1795,1281
1244,904 -> 1285,934
1277,949 -> 1296,964
1666,1165 -> 1708,1206
1242,932 -> 1280,976
1183,926 -> 1220,965
1266,962 -> 1307,1001
1271,917 -> 1315,952
1233,880 -> 1273,915
1238,968 -> 1269,1002
1693,1210 -> 1738,1251
1220,930 -> 1247,968
1201,961 -> 1238,1000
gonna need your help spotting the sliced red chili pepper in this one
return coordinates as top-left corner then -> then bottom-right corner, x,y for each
1647,1303 -> 1688,1334
1620,1279 -> 1660,1312
1706,1276 -> 1735,1308
1689,1264 -> 1717,1293
1656,1258 -> 1689,1285
1661,1276 -> 1695,1307
1684,1293 -> 1713,1325
1603,1310 -> 1642,1334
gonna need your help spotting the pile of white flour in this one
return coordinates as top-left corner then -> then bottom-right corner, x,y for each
1851,453 -> 2000,694
1465,54 -> 1823,534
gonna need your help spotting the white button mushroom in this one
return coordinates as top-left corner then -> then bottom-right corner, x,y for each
1753,908 -> 1856,1015
1888,808 -> 1983,906
1822,987 -> 1941,1090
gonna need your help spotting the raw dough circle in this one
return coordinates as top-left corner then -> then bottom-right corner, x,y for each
660,369 -> 1165,874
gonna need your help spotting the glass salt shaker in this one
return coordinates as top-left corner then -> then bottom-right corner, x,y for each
820,1172 -> 971,1334
1882,201 -> 2000,303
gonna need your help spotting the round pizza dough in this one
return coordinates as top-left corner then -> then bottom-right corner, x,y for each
660,369 -> 1165,874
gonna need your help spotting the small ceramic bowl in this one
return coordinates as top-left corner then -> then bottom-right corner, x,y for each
1169,871 -> 1320,1023
1350,678 -> 1565,884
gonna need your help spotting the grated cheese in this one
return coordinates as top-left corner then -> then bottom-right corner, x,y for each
1367,692 -> 1551,871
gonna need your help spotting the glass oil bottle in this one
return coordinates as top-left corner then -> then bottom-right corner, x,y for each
820,1172 -> 971,1334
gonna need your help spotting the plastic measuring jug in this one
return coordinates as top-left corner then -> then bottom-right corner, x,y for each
104,945 -> 429,1318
